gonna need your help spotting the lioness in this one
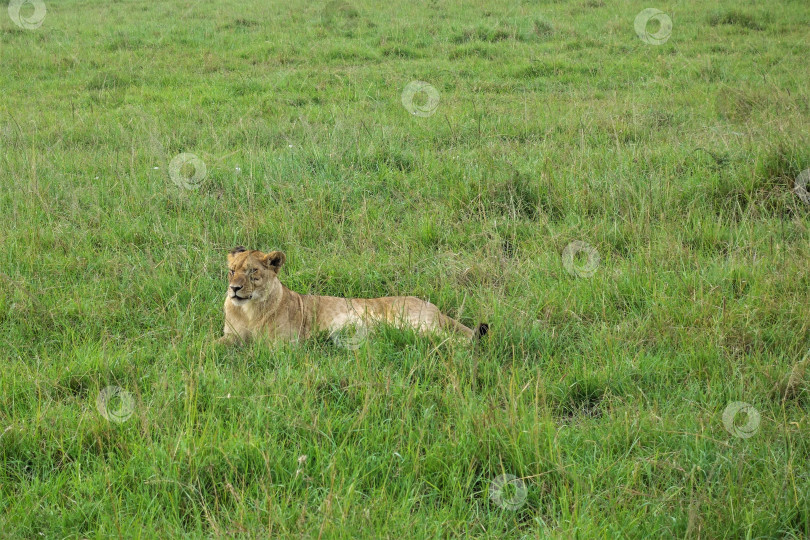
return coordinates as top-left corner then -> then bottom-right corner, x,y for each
216,247 -> 488,346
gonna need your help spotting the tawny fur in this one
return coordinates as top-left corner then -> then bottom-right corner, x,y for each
216,247 -> 485,345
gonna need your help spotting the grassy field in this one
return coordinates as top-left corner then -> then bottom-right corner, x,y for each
2,0 -> 810,536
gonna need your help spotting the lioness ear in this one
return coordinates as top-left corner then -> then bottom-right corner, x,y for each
227,246 -> 247,263
261,250 -> 286,272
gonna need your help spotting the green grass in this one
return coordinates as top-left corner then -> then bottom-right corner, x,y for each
1,0 -> 809,537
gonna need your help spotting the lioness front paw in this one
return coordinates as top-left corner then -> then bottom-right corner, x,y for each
215,334 -> 239,346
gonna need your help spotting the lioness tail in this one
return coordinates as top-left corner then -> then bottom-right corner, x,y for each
474,323 -> 489,339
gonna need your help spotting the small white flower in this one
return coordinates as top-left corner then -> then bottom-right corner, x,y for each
153,166 -> 159,170
298,454 -> 307,464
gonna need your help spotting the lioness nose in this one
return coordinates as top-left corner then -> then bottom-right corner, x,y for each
230,285 -> 242,293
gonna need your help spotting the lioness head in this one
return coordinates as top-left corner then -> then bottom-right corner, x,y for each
225,246 -> 286,306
